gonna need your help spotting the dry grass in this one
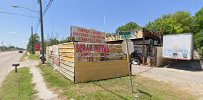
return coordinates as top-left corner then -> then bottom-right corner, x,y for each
38,63 -> 196,100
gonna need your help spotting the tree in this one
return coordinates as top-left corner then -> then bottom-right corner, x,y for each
173,11 -> 193,33
192,7 -> 203,56
145,14 -> 183,34
116,22 -> 140,33
145,11 -> 192,34
192,7 -> 203,33
27,33 -> 40,54
194,30 -> 203,55
47,38 -> 60,46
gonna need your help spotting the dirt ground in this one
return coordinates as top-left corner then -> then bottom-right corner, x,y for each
132,60 -> 203,100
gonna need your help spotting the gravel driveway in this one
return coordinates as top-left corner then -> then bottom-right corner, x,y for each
132,61 -> 203,100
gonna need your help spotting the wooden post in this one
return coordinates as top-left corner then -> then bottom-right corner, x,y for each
15,66 -> 17,72
125,39 -> 136,96
142,28 -> 145,65
125,39 -> 130,63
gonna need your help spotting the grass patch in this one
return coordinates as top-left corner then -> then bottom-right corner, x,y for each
19,52 -> 28,62
0,67 -> 37,100
28,54 -> 39,61
38,64 -> 196,100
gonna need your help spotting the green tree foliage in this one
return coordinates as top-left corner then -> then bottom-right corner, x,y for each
0,46 -> 24,51
144,9 -> 203,56
173,11 -> 193,33
193,7 -> 203,56
47,38 -> 60,46
193,7 -> 203,33
194,30 -> 203,55
146,15 -> 182,34
145,11 -> 192,34
116,22 -> 140,34
27,33 -> 40,54
59,37 -> 70,43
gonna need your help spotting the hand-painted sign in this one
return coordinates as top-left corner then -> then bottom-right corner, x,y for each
75,43 -> 125,62
70,26 -> 105,43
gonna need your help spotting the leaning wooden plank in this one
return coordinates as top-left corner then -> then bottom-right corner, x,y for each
58,66 -> 74,77
60,63 -> 74,72
60,57 -> 74,62
60,60 -> 74,67
59,43 -> 74,48
60,52 -> 74,57
60,48 -> 74,53
57,67 -> 74,81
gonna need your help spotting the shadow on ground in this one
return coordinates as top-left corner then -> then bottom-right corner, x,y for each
93,82 -> 152,100
165,60 -> 202,71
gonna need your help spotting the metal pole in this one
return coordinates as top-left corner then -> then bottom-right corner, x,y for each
15,66 -> 17,72
125,40 -> 135,94
39,0 -> 45,64
31,26 -> 34,54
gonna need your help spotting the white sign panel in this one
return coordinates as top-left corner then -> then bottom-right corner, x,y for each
70,26 -> 105,43
163,33 -> 193,60
122,39 -> 134,55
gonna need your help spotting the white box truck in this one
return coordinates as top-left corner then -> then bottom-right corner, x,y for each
162,33 -> 193,60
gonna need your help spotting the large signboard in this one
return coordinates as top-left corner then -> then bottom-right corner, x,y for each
70,26 -> 105,43
163,33 -> 193,60
75,43 -> 125,62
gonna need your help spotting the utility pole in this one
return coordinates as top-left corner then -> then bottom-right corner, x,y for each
142,28 -> 145,65
39,0 -> 45,64
31,26 -> 34,54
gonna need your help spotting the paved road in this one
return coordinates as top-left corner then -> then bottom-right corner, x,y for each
0,51 -> 23,87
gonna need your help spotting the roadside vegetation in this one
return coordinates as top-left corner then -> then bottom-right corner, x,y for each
0,45 -> 24,51
28,54 -> 39,61
0,67 -> 37,100
117,8 -> 203,57
38,64 -> 196,100
19,51 -> 39,61
19,51 -> 28,62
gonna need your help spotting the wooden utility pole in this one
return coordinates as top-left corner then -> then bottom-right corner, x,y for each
39,0 -> 45,64
142,28 -> 145,65
31,26 -> 34,54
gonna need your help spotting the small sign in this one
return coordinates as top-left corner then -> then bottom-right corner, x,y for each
119,32 -> 131,35
34,43 -> 40,51
122,39 -> 134,55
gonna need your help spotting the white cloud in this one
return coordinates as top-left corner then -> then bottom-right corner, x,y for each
8,32 -> 16,34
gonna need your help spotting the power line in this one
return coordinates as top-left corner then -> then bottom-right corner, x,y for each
43,0 -> 54,16
35,0 -> 54,33
0,10 -> 38,19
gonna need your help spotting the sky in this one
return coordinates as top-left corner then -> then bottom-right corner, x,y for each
0,0 -> 202,49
